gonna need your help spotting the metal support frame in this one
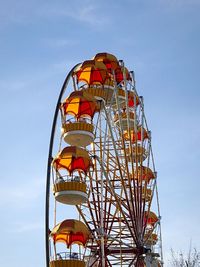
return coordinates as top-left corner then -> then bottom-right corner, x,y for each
45,64 -> 80,267
45,58 -> 163,267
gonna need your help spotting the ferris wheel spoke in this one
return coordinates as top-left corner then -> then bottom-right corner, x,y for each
108,108 -> 143,243
103,107 -> 141,240
88,178 -> 100,227
128,254 -> 138,266
94,155 -> 138,245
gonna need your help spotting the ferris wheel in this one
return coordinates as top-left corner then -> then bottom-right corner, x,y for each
45,53 -> 163,267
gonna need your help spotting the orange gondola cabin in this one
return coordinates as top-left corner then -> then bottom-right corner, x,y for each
50,219 -> 90,267
52,146 -> 92,205
74,60 -> 113,102
61,91 -> 99,147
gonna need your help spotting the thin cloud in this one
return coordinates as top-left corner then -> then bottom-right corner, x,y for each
156,0 -> 200,8
0,1 -> 39,27
10,221 -> 44,233
0,80 -> 29,93
40,2 -> 110,28
73,5 -> 108,26
0,178 -> 45,207
43,38 -> 78,48
52,60 -> 80,72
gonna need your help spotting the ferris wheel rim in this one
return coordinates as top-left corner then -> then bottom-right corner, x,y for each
46,54 -> 163,267
45,63 -> 81,267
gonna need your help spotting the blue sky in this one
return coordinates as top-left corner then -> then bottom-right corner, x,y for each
0,0 -> 200,266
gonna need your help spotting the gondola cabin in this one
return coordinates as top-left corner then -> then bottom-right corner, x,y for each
52,146 -> 92,205
61,91 -> 99,147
